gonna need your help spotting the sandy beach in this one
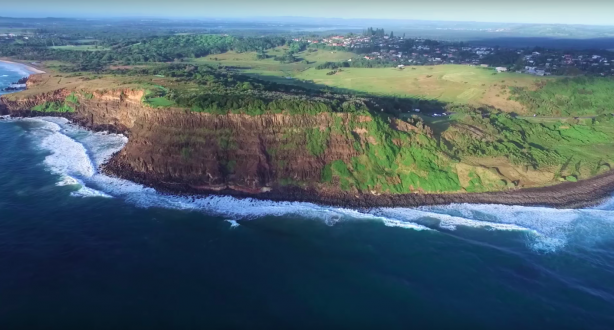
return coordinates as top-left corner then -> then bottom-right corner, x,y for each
0,60 -> 46,74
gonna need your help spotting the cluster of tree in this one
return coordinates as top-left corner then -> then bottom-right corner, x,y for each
170,92 -> 355,115
0,35 -> 291,71
306,43 -> 347,52
287,41 -> 308,53
273,51 -> 299,63
315,58 -> 400,69
480,49 -> 522,68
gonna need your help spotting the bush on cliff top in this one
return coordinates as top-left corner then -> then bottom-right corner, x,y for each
31,102 -> 75,113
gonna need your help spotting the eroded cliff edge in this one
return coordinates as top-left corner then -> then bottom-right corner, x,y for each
2,74 -> 613,208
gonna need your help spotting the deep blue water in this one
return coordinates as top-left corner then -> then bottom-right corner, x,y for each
2,64 -> 614,329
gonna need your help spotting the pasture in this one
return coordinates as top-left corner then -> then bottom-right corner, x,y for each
189,51 -> 540,113
294,65 -> 542,112
191,48 -> 357,76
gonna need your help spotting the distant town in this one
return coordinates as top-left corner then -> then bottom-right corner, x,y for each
292,29 -> 614,76
2,27 -> 614,77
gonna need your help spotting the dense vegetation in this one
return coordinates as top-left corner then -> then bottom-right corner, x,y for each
510,77 -> 614,116
326,114 -> 462,193
0,35 -> 292,71
316,58 -> 402,69
30,93 -> 79,113
444,112 -> 614,182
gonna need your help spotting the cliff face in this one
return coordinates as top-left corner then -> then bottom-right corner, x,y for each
0,86 -> 366,195
107,109 -> 365,194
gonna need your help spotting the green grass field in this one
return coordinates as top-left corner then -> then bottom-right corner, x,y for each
190,51 -> 538,112
293,65 -> 541,111
145,96 -> 175,107
191,48 -> 357,76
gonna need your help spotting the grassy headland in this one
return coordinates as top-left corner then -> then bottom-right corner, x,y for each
5,63 -> 614,197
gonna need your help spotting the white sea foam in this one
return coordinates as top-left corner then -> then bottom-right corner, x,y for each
15,117 -> 614,252
226,220 -> 241,229
70,185 -> 112,198
19,117 -> 109,198
381,219 -> 432,231
417,204 -> 614,252
56,175 -> 80,186
0,62 -> 33,77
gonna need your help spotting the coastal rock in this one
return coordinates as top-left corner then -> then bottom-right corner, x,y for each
2,77 -> 614,208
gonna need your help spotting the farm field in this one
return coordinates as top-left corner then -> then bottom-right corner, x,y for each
294,65 -> 543,113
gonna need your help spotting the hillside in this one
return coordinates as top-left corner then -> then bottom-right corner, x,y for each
2,67 -> 614,207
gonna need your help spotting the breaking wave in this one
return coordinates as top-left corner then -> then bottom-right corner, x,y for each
15,117 -> 614,253
0,62 -> 34,77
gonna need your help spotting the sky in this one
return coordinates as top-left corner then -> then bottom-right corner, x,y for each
4,0 -> 614,26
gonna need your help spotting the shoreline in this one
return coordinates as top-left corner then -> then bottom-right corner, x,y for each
0,60 -> 612,210
100,155 -> 613,209
0,59 -> 46,74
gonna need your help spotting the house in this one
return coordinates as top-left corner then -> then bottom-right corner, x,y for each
495,67 -> 508,73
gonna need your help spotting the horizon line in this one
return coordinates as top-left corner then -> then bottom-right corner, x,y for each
1,15 -> 613,28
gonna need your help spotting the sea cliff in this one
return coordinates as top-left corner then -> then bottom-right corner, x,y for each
2,73 -> 614,208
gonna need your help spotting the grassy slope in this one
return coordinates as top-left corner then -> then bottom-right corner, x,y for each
510,77 -> 614,116
295,65 -> 540,112
447,113 -> 614,185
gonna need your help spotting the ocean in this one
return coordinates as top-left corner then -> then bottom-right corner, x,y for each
1,63 -> 614,329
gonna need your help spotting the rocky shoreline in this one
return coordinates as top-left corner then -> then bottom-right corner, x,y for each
100,154 -> 613,209
2,77 -> 28,92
